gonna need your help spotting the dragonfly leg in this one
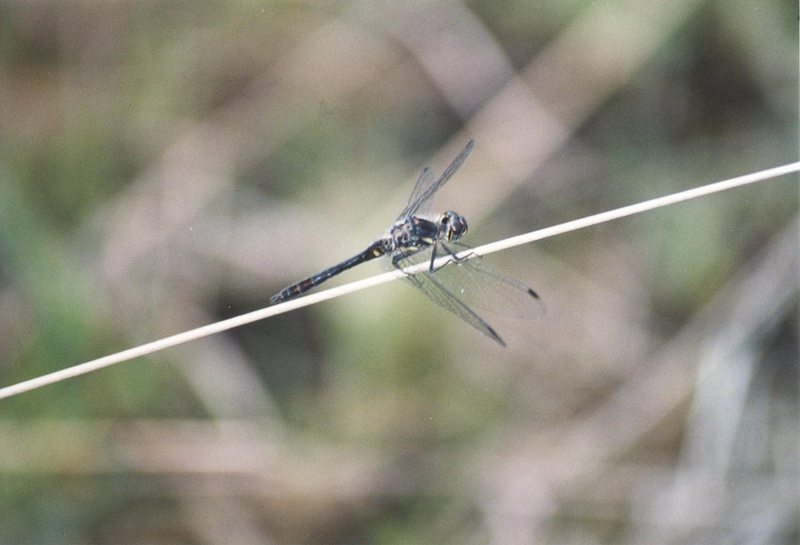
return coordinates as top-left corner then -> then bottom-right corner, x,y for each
428,243 -> 479,272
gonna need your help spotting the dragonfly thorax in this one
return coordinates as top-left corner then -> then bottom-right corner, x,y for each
388,216 -> 427,247
388,211 -> 467,251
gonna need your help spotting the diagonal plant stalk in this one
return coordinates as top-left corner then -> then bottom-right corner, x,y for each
0,161 -> 797,400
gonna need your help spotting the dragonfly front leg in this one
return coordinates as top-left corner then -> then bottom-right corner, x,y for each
428,243 -> 459,273
428,242 -> 478,273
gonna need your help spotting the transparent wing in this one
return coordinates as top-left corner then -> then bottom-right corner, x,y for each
398,167 -> 434,220
389,241 -> 544,346
396,140 -> 475,221
395,252 -> 507,346
428,245 -> 546,321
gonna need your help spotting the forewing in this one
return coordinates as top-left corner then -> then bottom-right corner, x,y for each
397,167 -> 435,221
398,140 -> 475,220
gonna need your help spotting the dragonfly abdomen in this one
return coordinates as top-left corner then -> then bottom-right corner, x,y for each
270,239 -> 391,304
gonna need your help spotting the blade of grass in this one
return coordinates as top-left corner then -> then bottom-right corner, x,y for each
1,161 -> 797,400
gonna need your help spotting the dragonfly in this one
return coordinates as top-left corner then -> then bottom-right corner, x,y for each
270,140 -> 544,346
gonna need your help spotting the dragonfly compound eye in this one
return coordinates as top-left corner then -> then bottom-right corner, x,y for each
441,211 -> 468,241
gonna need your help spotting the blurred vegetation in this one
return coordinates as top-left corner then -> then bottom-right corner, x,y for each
0,0 -> 797,543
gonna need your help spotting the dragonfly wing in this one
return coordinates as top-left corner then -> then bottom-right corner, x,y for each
429,247 -> 546,321
399,261 -> 507,346
398,167 -> 435,220
398,141 -> 475,220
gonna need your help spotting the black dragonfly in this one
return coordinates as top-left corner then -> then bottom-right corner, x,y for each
270,140 -> 544,346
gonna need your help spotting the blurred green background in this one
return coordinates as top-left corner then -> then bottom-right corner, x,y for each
0,0 -> 797,543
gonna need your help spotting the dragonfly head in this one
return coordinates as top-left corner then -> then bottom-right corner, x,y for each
439,211 -> 468,242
